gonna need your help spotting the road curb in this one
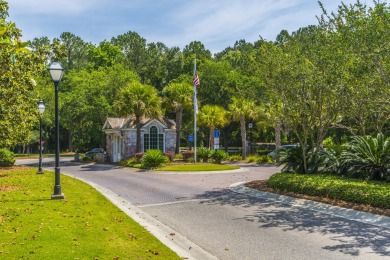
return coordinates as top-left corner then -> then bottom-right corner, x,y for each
230,182 -> 390,230
66,174 -> 218,260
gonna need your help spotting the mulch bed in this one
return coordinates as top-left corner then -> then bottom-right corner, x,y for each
245,180 -> 390,217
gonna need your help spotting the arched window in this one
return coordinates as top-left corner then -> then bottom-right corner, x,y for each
144,126 -> 164,151
150,126 -> 158,149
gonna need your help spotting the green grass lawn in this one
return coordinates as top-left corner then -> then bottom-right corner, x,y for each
156,163 -> 240,171
0,167 -> 180,259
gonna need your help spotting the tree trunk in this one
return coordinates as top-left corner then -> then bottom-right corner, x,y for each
44,125 -> 48,154
223,127 -> 229,152
275,118 -> 281,163
136,115 -> 141,153
175,106 -> 183,154
68,130 -> 73,152
240,115 -> 247,160
209,126 -> 215,150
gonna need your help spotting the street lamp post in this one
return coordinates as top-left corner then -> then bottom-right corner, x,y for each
37,100 -> 45,174
48,62 -> 65,200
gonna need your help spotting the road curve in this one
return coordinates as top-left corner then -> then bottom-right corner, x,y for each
18,160 -> 390,260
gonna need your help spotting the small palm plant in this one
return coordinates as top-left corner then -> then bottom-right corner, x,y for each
197,147 -> 211,163
141,149 -> 168,168
341,133 -> 390,181
318,147 -> 345,175
279,146 -> 321,174
211,150 -> 228,164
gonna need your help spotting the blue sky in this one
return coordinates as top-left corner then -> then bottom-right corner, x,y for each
9,0 -> 365,54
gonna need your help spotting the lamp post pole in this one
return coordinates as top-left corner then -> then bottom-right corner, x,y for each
37,100 -> 45,174
48,62 -> 65,200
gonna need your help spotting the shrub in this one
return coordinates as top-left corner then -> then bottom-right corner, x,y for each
340,133 -> 390,181
197,147 -> 211,163
246,156 -> 257,163
228,155 -> 242,162
317,147 -> 345,175
211,149 -> 228,164
164,152 -> 174,162
118,158 -> 138,167
279,146 -> 321,174
0,148 -> 15,167
141,150 -> 168,168
174,153 -> 183,160
268,173 -> 390,209
182,150 -> 194,162
135,152 -> 144,163
255,155 -> 274,164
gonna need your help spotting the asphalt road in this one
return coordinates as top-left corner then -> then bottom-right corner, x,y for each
17,160 -> 390,259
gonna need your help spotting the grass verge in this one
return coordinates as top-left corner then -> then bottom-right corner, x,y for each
0,166 -> 180,259
156,163 -> 239,171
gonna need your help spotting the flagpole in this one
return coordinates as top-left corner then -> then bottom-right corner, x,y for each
193,57 -> 197,163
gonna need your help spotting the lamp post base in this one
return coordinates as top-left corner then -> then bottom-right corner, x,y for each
51,193 -> 65,200
37,170 -> 44,174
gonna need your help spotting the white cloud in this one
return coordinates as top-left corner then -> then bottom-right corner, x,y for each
145,0 -> 304,51
6,0 -> 377,53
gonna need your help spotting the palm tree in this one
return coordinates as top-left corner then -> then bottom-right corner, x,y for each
198,105 -> 228,150
229,97 -> 256,160
256,101 -> 283,162
114,82 -> 161,153
162,82 -> 193,154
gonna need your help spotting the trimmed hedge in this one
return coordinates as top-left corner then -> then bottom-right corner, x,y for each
268,173 -> 390,209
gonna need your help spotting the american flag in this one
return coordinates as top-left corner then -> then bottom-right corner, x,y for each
193,74 -> 200,86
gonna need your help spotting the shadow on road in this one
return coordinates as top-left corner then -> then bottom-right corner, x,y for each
194,189 -> 390,257
78,163 -> 149,173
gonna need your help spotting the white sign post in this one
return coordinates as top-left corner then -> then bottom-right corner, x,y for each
214,130 -> 220,150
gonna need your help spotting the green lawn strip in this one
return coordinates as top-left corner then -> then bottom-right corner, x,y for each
156,163 -> 239,171
268,173 -> 390,209
0,167 -> 180,259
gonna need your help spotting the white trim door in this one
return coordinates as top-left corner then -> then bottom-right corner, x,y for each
112,136 -> 121,162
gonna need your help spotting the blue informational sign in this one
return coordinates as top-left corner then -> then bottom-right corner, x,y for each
188,134 -> 194,142
214,130 -> 220,138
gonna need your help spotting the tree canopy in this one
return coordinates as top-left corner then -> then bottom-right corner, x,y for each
2,0 -> 389,158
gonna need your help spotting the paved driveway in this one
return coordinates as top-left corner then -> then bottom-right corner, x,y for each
18,160 -> 390,259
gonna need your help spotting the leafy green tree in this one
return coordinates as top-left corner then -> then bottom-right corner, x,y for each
164,46 -> 185,82
111,31 -> 147,75
87,40 -> 123,69
59,32 -> 91,71
255,24 -> 349,172
0,1 -> 46,148
228,97 -> 256,159
60,65 -> 140,151
197,59 -> 233,107
198,105 -> 228,150
162,82 -> 193,154
143,42 -> 169,90
182,41 -> 212,73
319,1 -> 390,135
114,82 -> 162,153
